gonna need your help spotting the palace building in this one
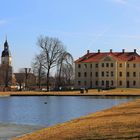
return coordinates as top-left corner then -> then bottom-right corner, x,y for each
75,49 -> 140,89
0,39 -> 16,90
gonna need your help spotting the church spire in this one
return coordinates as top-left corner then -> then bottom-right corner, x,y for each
2,38 -> 10,57
4,36 -> 9,50
1,37 -> 11,66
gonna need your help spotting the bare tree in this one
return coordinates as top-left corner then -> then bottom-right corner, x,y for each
32,53 -> 46,89
24,68 -> 31,90
62,63 -> 74,86
14,72 -> 25,91
18,68 -> 31,90
37,36 -> 65,91
56,51 -> 74,89
15,68 -> 36,90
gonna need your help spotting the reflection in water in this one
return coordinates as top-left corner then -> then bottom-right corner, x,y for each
0,96 -> 138,126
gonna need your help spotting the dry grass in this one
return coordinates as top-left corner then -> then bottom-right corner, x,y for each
13,98 -> 140,140
0,92 -> 11,96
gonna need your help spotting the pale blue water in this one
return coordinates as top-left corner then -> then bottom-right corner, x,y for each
0,96 -> 138,127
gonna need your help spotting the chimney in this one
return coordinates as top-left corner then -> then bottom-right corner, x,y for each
87,50 -> 90,54
110,49 -> 112,53
122,49 -> 125,53
98,49 -> 100,53
134,49 -> 136,53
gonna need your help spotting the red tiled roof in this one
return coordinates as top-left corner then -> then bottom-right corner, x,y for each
75,51 -> 140,63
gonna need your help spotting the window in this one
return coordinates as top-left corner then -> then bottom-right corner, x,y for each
95,81 -> 98,86
106,63 -> 109,67
119,81 -> 122,86
119,63 -> 122,67
78,81 -> 81,86
78,64 -> 81,68
102,80 -> 104,86
111,80 -> 114,86
106,71 -> 109,77
119,72 -> 122,77
84,72 -> 87,77
78,72 -> 81,77
127,72 -> 129,77
127,81 -> 130,88
111,71 -> 114,77
133,72 -> 136,77
90,64 -> 92,68
111,63 -> 114,67
133,64 -> 136,68
102,72 -> 104,77
96,63 -> 98,68
84,64 -> 87,68
95,72 -> 98,77
90,72 -> 92,77
133,81 -> 136,86
102,63 -> 104,67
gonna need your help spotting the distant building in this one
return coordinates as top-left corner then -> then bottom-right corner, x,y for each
75,49 -> 140,89
14,72 -> 36,90
0,39 -> 37,91
0,39 -> 16,90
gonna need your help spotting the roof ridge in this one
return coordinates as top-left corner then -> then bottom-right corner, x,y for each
75,51 -> 140,63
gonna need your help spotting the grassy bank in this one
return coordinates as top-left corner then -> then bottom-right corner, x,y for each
0,88 -> 140,96
13,98 -> 140,140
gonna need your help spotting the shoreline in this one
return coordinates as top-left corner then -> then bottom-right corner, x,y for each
0,88 -> 140,96
10,94 -> 140,96
13,98 -> 140,140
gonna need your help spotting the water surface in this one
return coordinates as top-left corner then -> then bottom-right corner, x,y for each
0,96 -> 138,127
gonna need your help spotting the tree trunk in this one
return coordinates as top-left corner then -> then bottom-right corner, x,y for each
38,68 -> 41,89
19,83 -> 22,91
46,68 -> 50,91
58,62 -> 63,89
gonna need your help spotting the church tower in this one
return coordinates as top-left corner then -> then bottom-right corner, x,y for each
0,38 -> 15,88
1,39 -> 12,66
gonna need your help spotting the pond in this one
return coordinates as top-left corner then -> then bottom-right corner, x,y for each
0,96 -> 138,127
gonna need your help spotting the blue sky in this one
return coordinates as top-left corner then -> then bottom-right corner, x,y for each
0,0 -> 140,72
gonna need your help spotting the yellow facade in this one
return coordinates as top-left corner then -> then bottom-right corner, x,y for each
75,50 -> 140,89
